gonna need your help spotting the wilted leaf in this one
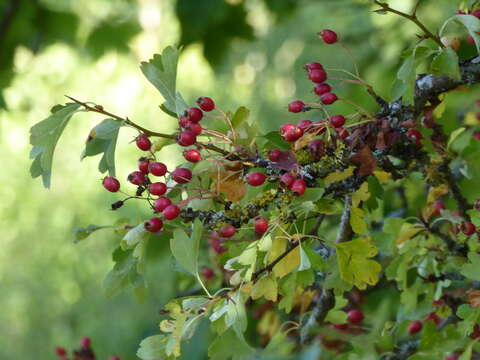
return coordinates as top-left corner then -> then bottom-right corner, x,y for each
324,166 -> 354,185
467,289 -> 480,308
251,274 -> 278,302
211,168 -> 246,202
350,146 -> 377,176
73,224 -> 112,243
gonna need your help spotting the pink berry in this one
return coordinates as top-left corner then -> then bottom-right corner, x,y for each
196,97 -> 215,112
461,221 -> 476,235
55,347 -> 67,356
149,182 -> 167,196
186,122 -> 202,135
153,197 -> 172,212
179,115 -> 189,128
149,162 -> 168,176
163,204 -> 181,220
187,107 -> 203,123
280,173 -> 295,187
290,179 -> 306,195
308,139 -> 325,159
138,158 -> 150,174
172,168 -> 193,184
320,29 -> 338,44
247,172 -> 267,186
128,171 -> 146,185
136,134 -> 151,151
314,83 -> 332,96
254,218 -> 269,234
407,129 -> 423,146
330,115 -> 346,128
288,100 -> 305,113
80,337 -> 91,348
298,120 -> 313,132
305,62 -> 323,71
184,149 -> 202,163
408,320 -> 423,335
268,149 -> 283,162
178,130 -> 197,146
144,217 -> 163,233
219,225 -> 236,238
431,200 -> 445,216
308,68 -> 327,83
103,176 -> 120,192
320,92 -> 338,105
347,310 -> 364,324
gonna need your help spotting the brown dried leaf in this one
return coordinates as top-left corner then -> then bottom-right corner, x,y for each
467,289 -> 480,308
294,132 -> 317,151
350,146 -> 377,177
210,168 -> 246,202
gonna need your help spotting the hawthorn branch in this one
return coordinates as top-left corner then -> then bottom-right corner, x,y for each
336,195 -> 353,243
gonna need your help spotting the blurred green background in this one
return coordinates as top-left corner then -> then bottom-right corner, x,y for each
0,0 -> 476,359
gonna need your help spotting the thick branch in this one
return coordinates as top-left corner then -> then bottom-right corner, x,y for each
336,195 -> 353,243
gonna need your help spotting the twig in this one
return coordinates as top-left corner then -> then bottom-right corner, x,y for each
336,195 -> 353,243
299,288 -> 335,344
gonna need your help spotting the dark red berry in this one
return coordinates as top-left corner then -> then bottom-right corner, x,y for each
179,115 -> 189,128
196,97 -> 215,112
330,115 -> 346,128
308,139 -> 325,159
187,107 -> 203,123
268,149 -> 283,162
431,200 -> 445,216
219,225 -> 236,238
314,83 -> 332,96
184,149 -> 202,163
280,173 -> 295,187
347,310 -> 364,324
305,62 -> 323,71
461,221 -> 476,235
55,347 -> 67,356
408,320 -> 423,335
149,182 -> 167,196
172,168 -> 193,184
337,128 -> 349,139
320,92 -> 338,105
128,171 -> 146,185
201,267 -> 215,280
136,134 -> 151,151
320,29 -> 338,44
445,354 -> 459,360
103,176 -> 120,192
247,172 -> 267,186
425,312 -> 441,325
178,130 -> 197,146
144,217 -> 163,233
163,204 -> 180,220
80,337 -> 91,348
288,100 -> 305,113
473,10 -> 480,18
407,129 -> 423,146
149,162 -> 168,176
153,197 -> 172,212
138,158 -> 150,174
308,68 -> 327,83
298,120 -> 313,132
333,323 -> 348,331
290,179 -> 306,195
254,218 -> 269,234
474,132 -> 480,140
209,235 -> 227,254
186,121 -> 202,135
280,123 -> 303,142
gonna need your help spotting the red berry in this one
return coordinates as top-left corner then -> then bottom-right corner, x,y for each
138,158 -> 150,174
408,320 -> 423,335
337,128 -> 349,139
305,62 -> 323,71
55,347 -> 67,356
186,122 -> 202,135
308,68 -> 327,83
280,124 -> 303,142
219,225 -> 236,238
196,97 -> 215,112
407,129 -> 423,146
333,323 -> 348,331
288,100 -> 305,113
314,83 -> 332,96
461,221 -> 476,235
456,10 -> 466,15
172,168 -> 193,184
445,354 -> 459,360
467,35 -> 476,45
247,172 -> 267,186
209,236 -> 227,254
425,312 -> 441,325
280,173 -> 295,187
184,149 -> 202,163
179,115 -> 189,128
431,200 -> 445,216
136,134 -> 151,151
178,130 -> 197,146
144,217 -> 163,233
201,267 -> 215,280
268,149 -> 283,162
308,139 -> 325,159
149,162 -> 168,176
128,171 -> 146,185
149,182 -> 167,196
103,176 -> 120,192
298,120 -> 313,132
473,10 -> 480,18
320,29 -> 338,44
290,179 -> 306,195
254,218 -> 269,234
474,132 -> 480,140
347,310 -> 364,324
163,204 -> 181,220
330,115 -> 346,128
187,107 -> 203,123
153,197 -> 172,212
80,336 -> 91,348
110,356 -> 121,360
320,92 -> 338,105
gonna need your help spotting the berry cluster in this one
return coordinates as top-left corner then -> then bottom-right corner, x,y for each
55,337 -> 120,360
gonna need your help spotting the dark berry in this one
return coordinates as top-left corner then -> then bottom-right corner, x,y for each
128,171 -> 146,185
407,129 -> 423,146
408,320 -> 423,335
431,200 -> 445,216
474,132 -> 480,140
196,97 -> 215,112
461,221 -> 476,235
290,179 -> 306,195
179,115 -> 189,128
136,134 -> 151,151
184,149 -> 202,163
201,267 -> 215,280
219,225 -> 236,238
330,115 -> 346,128
153,197 -> 172,212
337,128 -> 349,139
80,337 -> 91,348
320,29 -> 338,44
172,168 -> 193,184
144,217 -> 163,233
473,10 -> 480,18
333,323 -> 348,331
103,176 -> 120,192
280,173 -> 295,187
254,218 -> 269,234
445,354 -> 459,360
138,158 -> 150,174
55,347 -> 67,356
288,100 -> 305,113
186,122 -> 202,135
247,172 -> 267,186
209,236 -> 227,254
268,149 -> 283,162
320,92 -> 338,105
425,312 -> 441,325
314,83 -> 332,96
178,130 -> 197,146
149,162 -> 168,176
305,62 -> 323,71
149,182 -> 167,196
308,68 -> 327,83
298,120 -> 313,132
308,139 -> 325,159
347,310 -> 364,324
163,204 -> 180,220
187,107 -> 203,123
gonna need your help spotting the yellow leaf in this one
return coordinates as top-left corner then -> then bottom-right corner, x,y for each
160,319 -> 175,333
350,207 -> 367,234
433,102 -> 446,118
396,223 -> 423,245
257,310 -> 280,338
324,166 -> 354,185
352,182 -> 370,207
268,236 -> 300,278
237,241 -> 258,281
294,132 -> 318,151
251,275 -> 278,302
373,170 -> 391,184
427,184 -> 449,204
258,234 -> 272,252
465,112 -> 479,126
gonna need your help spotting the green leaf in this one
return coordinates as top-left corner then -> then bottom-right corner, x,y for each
29,103 -> 81,187
81,118 -> 122,176
350,207 -> 367,234
391,55 -> 416,104
171,219 -> 202,276
447,127 -> 466,149
262,131 -> 290,150
441,14 -> 480,55
430,47 -> 461,80
207,328 -> 254,360
297,243 -> 311,271
461,252 -> 480,281
103,247 -> 143,298
137,335 -> 169,360
324,296 -> 348,324
457,304 -> 480,337
73,224 -> 112,243
231,106 -> 250,129
121,223 -> 148,250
